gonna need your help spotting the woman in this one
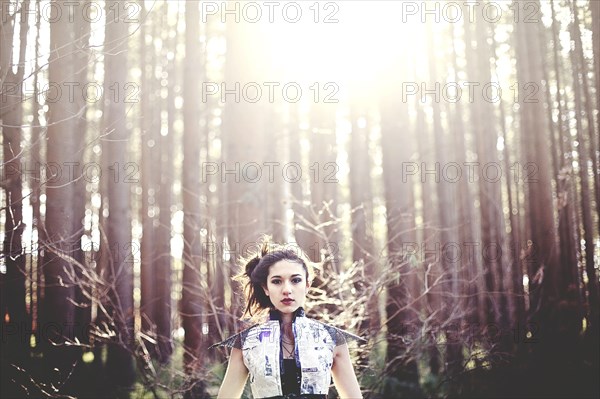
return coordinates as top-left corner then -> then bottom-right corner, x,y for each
211,238 -> 365,399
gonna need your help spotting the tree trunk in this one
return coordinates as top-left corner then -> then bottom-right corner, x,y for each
181,1 -> 206,384
154,3 -> 177,364
426,23 -> 463,382
380,52 -> 421,397
489,28 -> 525,334
449,22 -> 482,331
1,2 -> 30,396
549,0 -> 581,315
290,106 -> 316,261
308,103 -> 341,315
202,13 -> 225,356
515,1 -> 564,393
587,0 -> 600,365
462,14 -> 490,331
569,0 -> 599,355
41,0 -> 90,394
139,0 -> 158,359
266,107 -> 286,243
72,0 -> 91,353
29,0 -> 45,360
103,0 -> 135,388
349,106 -> 380,340
591,1 -> 600,225
466,9 -> 508,331
574,0 -> 600,235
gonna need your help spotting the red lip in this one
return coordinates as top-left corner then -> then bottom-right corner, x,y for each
282,299 -> 294,304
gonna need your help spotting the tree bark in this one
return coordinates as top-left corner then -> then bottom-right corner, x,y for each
549,0 -> 581,313
569,0 -> 599,352
154,2 -> 177,364
465,8 -> 509,331
139,0 -> 158,359
448,20 -> 482,334
308,103 -> 341,316
1,2 -> 30,395
349,105 -> 380,340
380,50 -> 421,397
103,0 -> 135,387
462,13 -> 490,331
290,106 -> 316,261
181,0 -> 206,382
72,0 -> 91,352
515,2 -> 564,393
426,23 -> 464,382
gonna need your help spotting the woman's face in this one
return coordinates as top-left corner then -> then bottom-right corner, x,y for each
263,259 -> 309,315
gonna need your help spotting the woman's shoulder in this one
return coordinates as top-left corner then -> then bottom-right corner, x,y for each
304,317 -> 367,346
208,322 -> 263,350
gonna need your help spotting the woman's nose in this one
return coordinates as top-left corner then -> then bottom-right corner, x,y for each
283,281 -> 292,293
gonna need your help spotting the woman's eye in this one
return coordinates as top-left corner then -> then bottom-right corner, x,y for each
271,280 -> 281,285
292,278 -> 302,284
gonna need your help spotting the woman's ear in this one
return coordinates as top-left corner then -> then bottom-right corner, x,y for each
262,284 -> 269,297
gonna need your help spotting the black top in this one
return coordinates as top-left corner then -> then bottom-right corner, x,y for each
281,358 -> 301,395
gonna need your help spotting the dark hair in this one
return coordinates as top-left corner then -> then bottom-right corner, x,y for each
235,236 -> 314,320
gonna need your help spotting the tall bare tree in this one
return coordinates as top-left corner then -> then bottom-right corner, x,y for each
548,0 -> 581,312
426,23 -> 464,380
1,2 -> 30,395
568,0 -> 599,348
592,1 -> 600,193
310,105 -> 339,265
349,106 -> 379,337
380,52 -> 421,397
514,3 -> 566,391
464,8 -> 508,330
139,0 -> 158,359
181,1 -> 206,387
155,0 -> 177,364
102,0 -> 135,387
72,0 -> 91,353
307,103 -> 341,317
290,106 -> 316,260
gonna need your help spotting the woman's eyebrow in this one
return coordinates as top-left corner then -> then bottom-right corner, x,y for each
270,274 -> 302,279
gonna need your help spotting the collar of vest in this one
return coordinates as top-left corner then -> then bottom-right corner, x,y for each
268,306 -> 305,321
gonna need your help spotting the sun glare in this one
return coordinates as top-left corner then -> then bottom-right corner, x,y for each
257,2 -> 427,101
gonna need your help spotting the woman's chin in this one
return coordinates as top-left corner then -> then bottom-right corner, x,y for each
275,303 -> 299,314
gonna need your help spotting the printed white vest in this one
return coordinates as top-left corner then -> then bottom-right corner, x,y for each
211,307 -> 364,398
243,315 -> 333,397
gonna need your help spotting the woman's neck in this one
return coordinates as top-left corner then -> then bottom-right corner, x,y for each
281,312 -> 293,325
280,317 -> 294,340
